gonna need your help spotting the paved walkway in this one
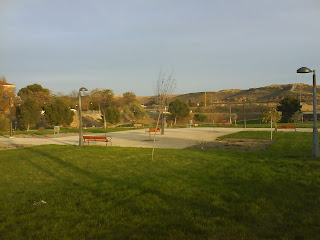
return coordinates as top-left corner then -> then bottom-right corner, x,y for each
0,127 -> 313,149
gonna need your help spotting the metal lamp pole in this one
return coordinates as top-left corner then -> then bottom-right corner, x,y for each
297,67 -> 319,157
242,99 -> 247,129
9,97 -> 13,137
229,101 -> 232,124
78,87 -> 88,146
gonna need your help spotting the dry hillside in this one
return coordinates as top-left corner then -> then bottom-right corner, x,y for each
137,83 -> 316,105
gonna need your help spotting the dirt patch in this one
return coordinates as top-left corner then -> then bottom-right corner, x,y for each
188,138 -> 274,151
10,133 -> 78,138
0,143 -> 33,150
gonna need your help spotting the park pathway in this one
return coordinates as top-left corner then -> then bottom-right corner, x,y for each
0,127 -> 313,149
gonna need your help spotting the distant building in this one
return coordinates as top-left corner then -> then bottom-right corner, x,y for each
0,77 -> 16,114
0,76 -> 16,94
301,112 -> 320,122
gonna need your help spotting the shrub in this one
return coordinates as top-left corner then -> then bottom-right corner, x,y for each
194,113 -> 208,122
38,126 -> 46,131
44,99 -> 74,126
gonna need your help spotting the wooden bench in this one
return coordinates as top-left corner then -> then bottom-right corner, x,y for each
145,128 -> 161,134
275,125 -> 296,132
145,128 -> 161,139
218,123 -> 232,127
83,136 -> 112,146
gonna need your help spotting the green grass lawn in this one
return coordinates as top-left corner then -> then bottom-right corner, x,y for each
0,132 -> 320,239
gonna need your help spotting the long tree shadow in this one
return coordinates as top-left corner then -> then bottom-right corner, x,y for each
23,146 -> 228,236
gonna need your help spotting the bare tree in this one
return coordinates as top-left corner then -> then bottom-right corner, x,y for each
151,71 -> 176,161
262,109 -> 281,140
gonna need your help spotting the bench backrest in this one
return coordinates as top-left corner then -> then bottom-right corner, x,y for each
149,128 -> 161,132
276,125 -> 295,128
83,136 -> 108,140
83,136 -> 95,140
94,136 -> 107,140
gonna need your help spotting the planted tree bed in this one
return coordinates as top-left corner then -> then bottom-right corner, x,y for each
188,138 -> 274,151
0,143 -> 32,150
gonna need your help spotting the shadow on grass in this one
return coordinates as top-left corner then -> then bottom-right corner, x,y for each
0,133 -> 10,138
23,146 -> 220,237
5,141 -> 320,239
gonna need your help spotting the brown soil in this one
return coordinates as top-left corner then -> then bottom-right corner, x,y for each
11,133 -> 78,138
188,138 -> 274,151
0,143 -> 33,150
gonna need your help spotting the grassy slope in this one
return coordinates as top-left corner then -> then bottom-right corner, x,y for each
0,132 -> 320,239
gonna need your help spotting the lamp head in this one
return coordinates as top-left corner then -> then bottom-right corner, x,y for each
297,67 -> 313,74
79,87 -> 88,92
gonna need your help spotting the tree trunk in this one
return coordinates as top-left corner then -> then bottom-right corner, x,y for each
161,113 -> 165,135
151,111 -> 162,162
102,111 -> 107,136
174,117 -> 177,126
27,124 -> 30,131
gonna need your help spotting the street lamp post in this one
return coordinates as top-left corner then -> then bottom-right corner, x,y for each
242,99 -> 247,129
3,95 -> 13,137
228,99 -> 232,124
297,67 -> 319,157
78,87 -> 88,146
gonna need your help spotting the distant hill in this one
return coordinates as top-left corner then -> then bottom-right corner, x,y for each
137,83 -> 317,105
173,83 -> 318,105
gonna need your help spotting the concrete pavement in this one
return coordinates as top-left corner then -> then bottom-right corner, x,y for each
0,127 -> 313,149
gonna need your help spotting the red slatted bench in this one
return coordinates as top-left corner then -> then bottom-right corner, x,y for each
145,128 -> 161,134
275,125 -> 296,132
145,128 -> 161,140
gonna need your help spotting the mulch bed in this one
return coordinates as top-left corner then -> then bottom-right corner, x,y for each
0,143 -> 33,150
188,138 -> 274,151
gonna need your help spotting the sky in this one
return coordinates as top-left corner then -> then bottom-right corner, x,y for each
1,0 -> 320,96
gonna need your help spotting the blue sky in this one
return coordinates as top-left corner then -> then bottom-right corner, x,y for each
1,0 -> 320,96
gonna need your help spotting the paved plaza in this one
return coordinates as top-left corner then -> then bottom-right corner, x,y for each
0,127 -> 312,149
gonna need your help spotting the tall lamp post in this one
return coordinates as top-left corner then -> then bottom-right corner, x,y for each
79,87 -> 88,146
228,99 -> 232,124
3,95 -> 13,138
242,98 -> 247,129
297,67 -> 319,157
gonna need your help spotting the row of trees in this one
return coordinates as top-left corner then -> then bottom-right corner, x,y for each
14,84 -> 74,130
1,83 -> 149,130
1,78 -> 303,131
168,95 -> 303,125
88,88 -> 146,127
